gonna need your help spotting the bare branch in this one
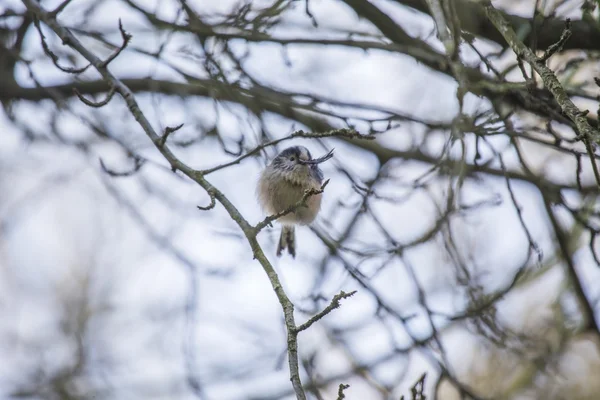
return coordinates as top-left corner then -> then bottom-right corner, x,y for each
33,18 -> 90,74
197,190 -> 216,211
484,2 -> 600,188
157,123 -> 185,149
48,0 -> 75,17
336,383 -> 350,400
201,128 -> 370,176
296,290 -> 357,333
542,196 -> 600,334
21,3 -> 312,398
100,19 -> 132,67
400,373 -> 427,400
304,0 -> 318,27
539,18 -> 572,62
99,156 -> 144,177
74,85 -> 116,107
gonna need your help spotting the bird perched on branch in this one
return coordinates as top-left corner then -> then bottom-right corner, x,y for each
257,146 -> 334,257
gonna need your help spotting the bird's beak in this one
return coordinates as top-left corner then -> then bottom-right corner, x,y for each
299,148 -> 334,165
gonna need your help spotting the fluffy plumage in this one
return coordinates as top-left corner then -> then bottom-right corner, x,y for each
257,146 -> 330,257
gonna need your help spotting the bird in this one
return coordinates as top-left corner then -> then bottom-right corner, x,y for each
257,146 -> 334,257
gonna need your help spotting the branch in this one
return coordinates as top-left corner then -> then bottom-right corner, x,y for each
304,0 -> 318,27
426,0 -> 458,58
157,123 -> 184,149
201,128 -> 370,176
539,18 -> 572,62
484,3 -> 600,187
33,18 -> 90,74
197,190 -> 216,211
21,2 -> 309,398
3,71 -> 598,193
99,156 -> 144,177
393,0 -> 600,51
336,383 -> 350,400
542,196 -> 600,334
48,0 -> 74,17
400,372 -> 427,400
483,9 -> 595,137
3,61 -> 594,142
296,290 -> 357,333
99,19 -> 132,67
74,85 -> 116,107
4,66 -> 599,192
342,0 -> 451,76
340,0 -> 594,132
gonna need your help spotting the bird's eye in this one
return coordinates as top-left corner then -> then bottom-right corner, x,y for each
290,156 -> 296,162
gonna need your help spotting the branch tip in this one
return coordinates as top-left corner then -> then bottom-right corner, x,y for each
34,18 -> 90,74
539,17 -> 572,62
48,0 -> 74,17
295,290 -> 357,333
100,19 -> 132,67
74,86 -> 116,107
158,123 -> 184,148
99,156 -> 144,177
336,383 -> 350,400
197,191 -> 216,211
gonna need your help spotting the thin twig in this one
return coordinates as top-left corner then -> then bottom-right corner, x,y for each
201,128 -> 370,176
305,0 -> 318,27
33,18 -> 90,74
99,156 -> 144,177
542,196 -> 600,334
48,0 -> 74,17
197,190 -> 216,211
336,383 -> 350,400
74,85 -> 116,107
539,18 -> 571,62
296,290 -> 356,333
157,123 -> 185,149
400,373 -> 427,400
100,19 -> 132,67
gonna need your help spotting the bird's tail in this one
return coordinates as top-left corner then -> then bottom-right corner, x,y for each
277,226 -> 296,258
